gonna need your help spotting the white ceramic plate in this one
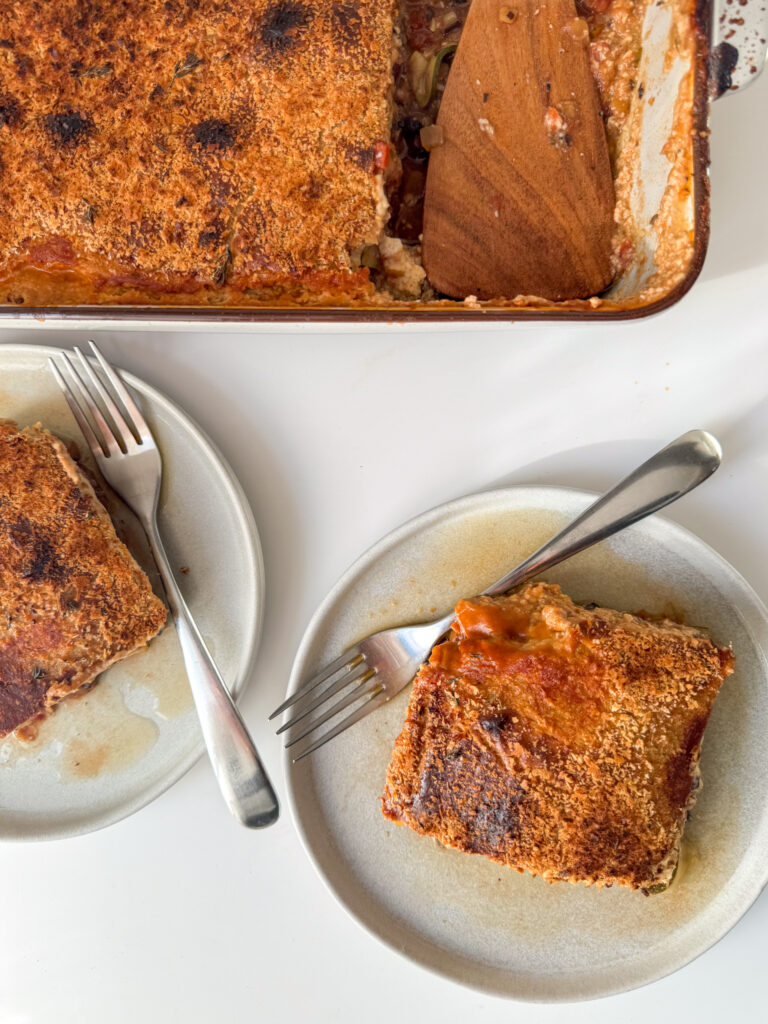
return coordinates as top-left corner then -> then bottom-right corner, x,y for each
0,344 -> 264,840
285,486 -> 768,1001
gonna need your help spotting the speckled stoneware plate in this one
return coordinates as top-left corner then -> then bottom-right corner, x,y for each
285,486 -> 768,1001
0,344 -> 264,841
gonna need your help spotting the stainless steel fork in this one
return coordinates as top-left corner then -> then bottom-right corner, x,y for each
272,429 -> 722,761
50,342 -> 279,828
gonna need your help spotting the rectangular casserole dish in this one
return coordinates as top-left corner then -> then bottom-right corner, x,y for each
0,0 -> 765,324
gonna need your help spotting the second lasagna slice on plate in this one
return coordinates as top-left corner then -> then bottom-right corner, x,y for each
0,421 -> 167,739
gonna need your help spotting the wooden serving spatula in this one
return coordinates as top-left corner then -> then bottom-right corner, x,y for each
422,0 -> 615,301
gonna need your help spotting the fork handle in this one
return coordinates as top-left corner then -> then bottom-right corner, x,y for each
484,429 -> 721,597
145,521 -> 279,828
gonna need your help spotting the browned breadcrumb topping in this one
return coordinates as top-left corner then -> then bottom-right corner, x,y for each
0,0 -> 395,304
0,421 -> 167,737
382,582 -> 733,892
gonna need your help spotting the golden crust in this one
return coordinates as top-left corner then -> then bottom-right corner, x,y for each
0,421 -> 167,737
382,582 -> 734,892
0,0 -> 395,304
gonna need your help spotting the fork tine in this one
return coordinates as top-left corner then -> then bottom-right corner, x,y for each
284,671 -> 378,748
291,687 -> 387,763
48,359 -> 106,458
73,346 -> 136,453
57,351 -> 121,456
269,649 -> 363,720
88,341 -> 149,444
275,661 -> 371,735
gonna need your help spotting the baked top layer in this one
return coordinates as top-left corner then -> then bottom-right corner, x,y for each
382,582 -> 734,892
0,421 -> 167,737
0,0 -> 394,302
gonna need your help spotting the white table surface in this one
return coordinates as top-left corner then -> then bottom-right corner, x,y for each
0,72 -> 766,1024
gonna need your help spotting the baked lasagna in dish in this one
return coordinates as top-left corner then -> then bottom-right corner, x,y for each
0,421 -> 167,738
0,0 -> 700,311
382,582 -> 734,892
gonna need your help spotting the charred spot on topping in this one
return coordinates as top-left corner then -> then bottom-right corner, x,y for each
166,221 -> 186,246
197,227 -> 221,248
304,176 -> 323,199
345,142 -> 376,173
411,740 -> 525,852
189,118 -> 236,151
466,788 -> 524,854
45,109 -> 95,147
257,2 -> 310,56
25,536 -> 64,582
149,83 -> 164,101
0,97 -> 20,129
8,517 -> 67,584
331,3 -> 363,45
0,40 -> 14,49
118,37 -> 137,62
64,488 -> 94,521
15,55 -> 32,81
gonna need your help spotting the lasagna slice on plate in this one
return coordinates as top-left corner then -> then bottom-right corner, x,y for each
0,421 -> 167,739
382,582 -> 733,893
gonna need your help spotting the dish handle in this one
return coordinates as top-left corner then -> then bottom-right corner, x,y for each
709,0 -> 768,97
